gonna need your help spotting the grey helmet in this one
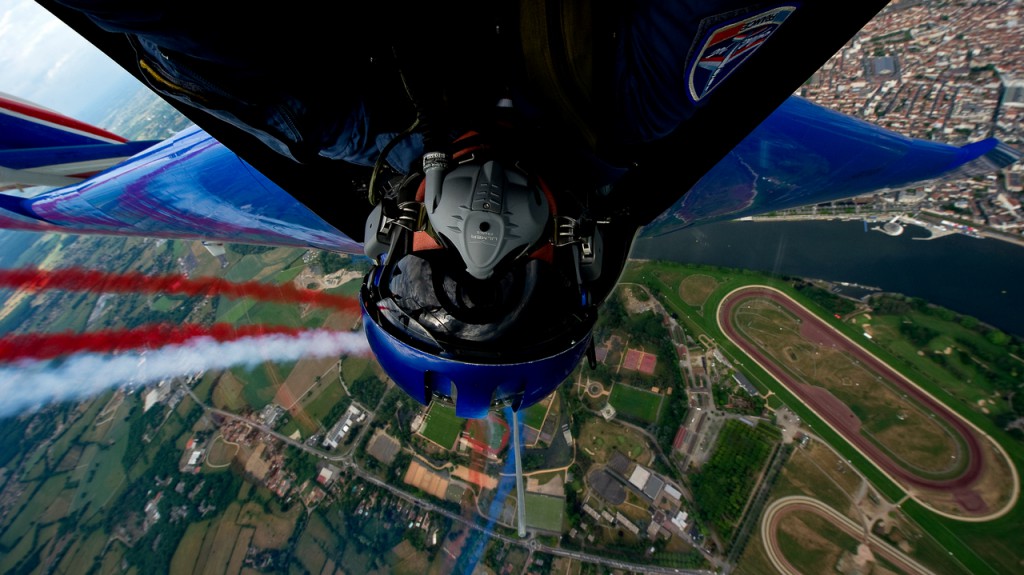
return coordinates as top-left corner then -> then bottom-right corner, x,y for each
424,159 -> 550,279
360,128 -> 623,417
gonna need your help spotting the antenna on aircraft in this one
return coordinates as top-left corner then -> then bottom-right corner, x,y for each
511,407 -> 527,538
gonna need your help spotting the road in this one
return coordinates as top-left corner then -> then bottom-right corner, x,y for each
184,385 -> 349,461
356,466 -> 715,575
182,384 -> 713,574
617,280 -> 734,569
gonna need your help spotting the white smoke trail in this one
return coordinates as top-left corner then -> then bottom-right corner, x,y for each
0,329 -> 371,418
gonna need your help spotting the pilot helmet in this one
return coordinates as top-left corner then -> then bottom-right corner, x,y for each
359,141 -> 610,418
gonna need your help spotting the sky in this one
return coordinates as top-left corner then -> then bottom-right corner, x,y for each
0,0 -> 142,119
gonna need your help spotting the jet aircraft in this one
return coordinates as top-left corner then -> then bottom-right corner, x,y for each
1,0 -> 1020,422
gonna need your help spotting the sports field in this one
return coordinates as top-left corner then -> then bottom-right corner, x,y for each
420,403 -> 464,449
464,413 -> 509,456
525,493 -> 564,532
609,383 -> 662,423
621,348 -> 657,374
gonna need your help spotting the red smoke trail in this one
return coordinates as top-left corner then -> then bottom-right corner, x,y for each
0,267 -> 360,313
0,323 -> 307,362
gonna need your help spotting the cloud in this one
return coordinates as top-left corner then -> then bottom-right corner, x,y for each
0,0 -> 137,116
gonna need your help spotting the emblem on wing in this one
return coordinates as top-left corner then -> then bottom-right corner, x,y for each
687,5 -> 797,102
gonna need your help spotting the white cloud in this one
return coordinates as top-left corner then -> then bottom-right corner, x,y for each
0,0 -> 138,116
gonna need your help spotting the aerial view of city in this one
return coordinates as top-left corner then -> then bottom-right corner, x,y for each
0,1 -> 1023,575
769,0 -> 1024,242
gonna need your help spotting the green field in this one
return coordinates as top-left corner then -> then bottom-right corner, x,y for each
273,264 -> 306,284
222,254 -> 268,283
48,397 -> 108,468
622,259 -> 1024,575
296,512 -> 339,574
0,474 -> 65,547
233,361 -> 295,409
216,298 -> 256,324
58,530 -> 110,575
420,403 -> 464,449
0,526 -> 37,572
301,374 -> 349,424
48,292 -> 96,332
341,356 -> 371,382
171,519 -> 212,574
301,306 -> 333,329
865,309 -> 1017,419
151,294 -> 186,312
239,301 -> 304,328
68,444 -> 110,513
609,383 -> 662,423
6,226 -> 1024,575
220,248 -> 305,284
0,398 -> 133,564
522,399 -> 548,430
192,371 -> 218,403
334,277 -> 363,297
525,493 -> 564,532
70,417 -> 131,520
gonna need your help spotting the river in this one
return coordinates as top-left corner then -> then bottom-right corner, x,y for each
630,220 -> 1024,337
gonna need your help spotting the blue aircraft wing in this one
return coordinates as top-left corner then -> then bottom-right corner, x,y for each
644,95 -> 1022,234
0,92 -> 162,190
13,0 -> 1016,257
3,2 -> 1021,267
0,120 -> 362,254
0,95 -> 1016,260
2,0 -> 1024,263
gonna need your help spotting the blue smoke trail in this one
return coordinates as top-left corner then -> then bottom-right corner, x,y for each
453,406 -> 520,574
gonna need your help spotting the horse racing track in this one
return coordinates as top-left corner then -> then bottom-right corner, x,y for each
717,286 -> 1017,519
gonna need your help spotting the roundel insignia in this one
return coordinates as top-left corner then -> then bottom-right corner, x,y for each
687,5 -> 797,102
